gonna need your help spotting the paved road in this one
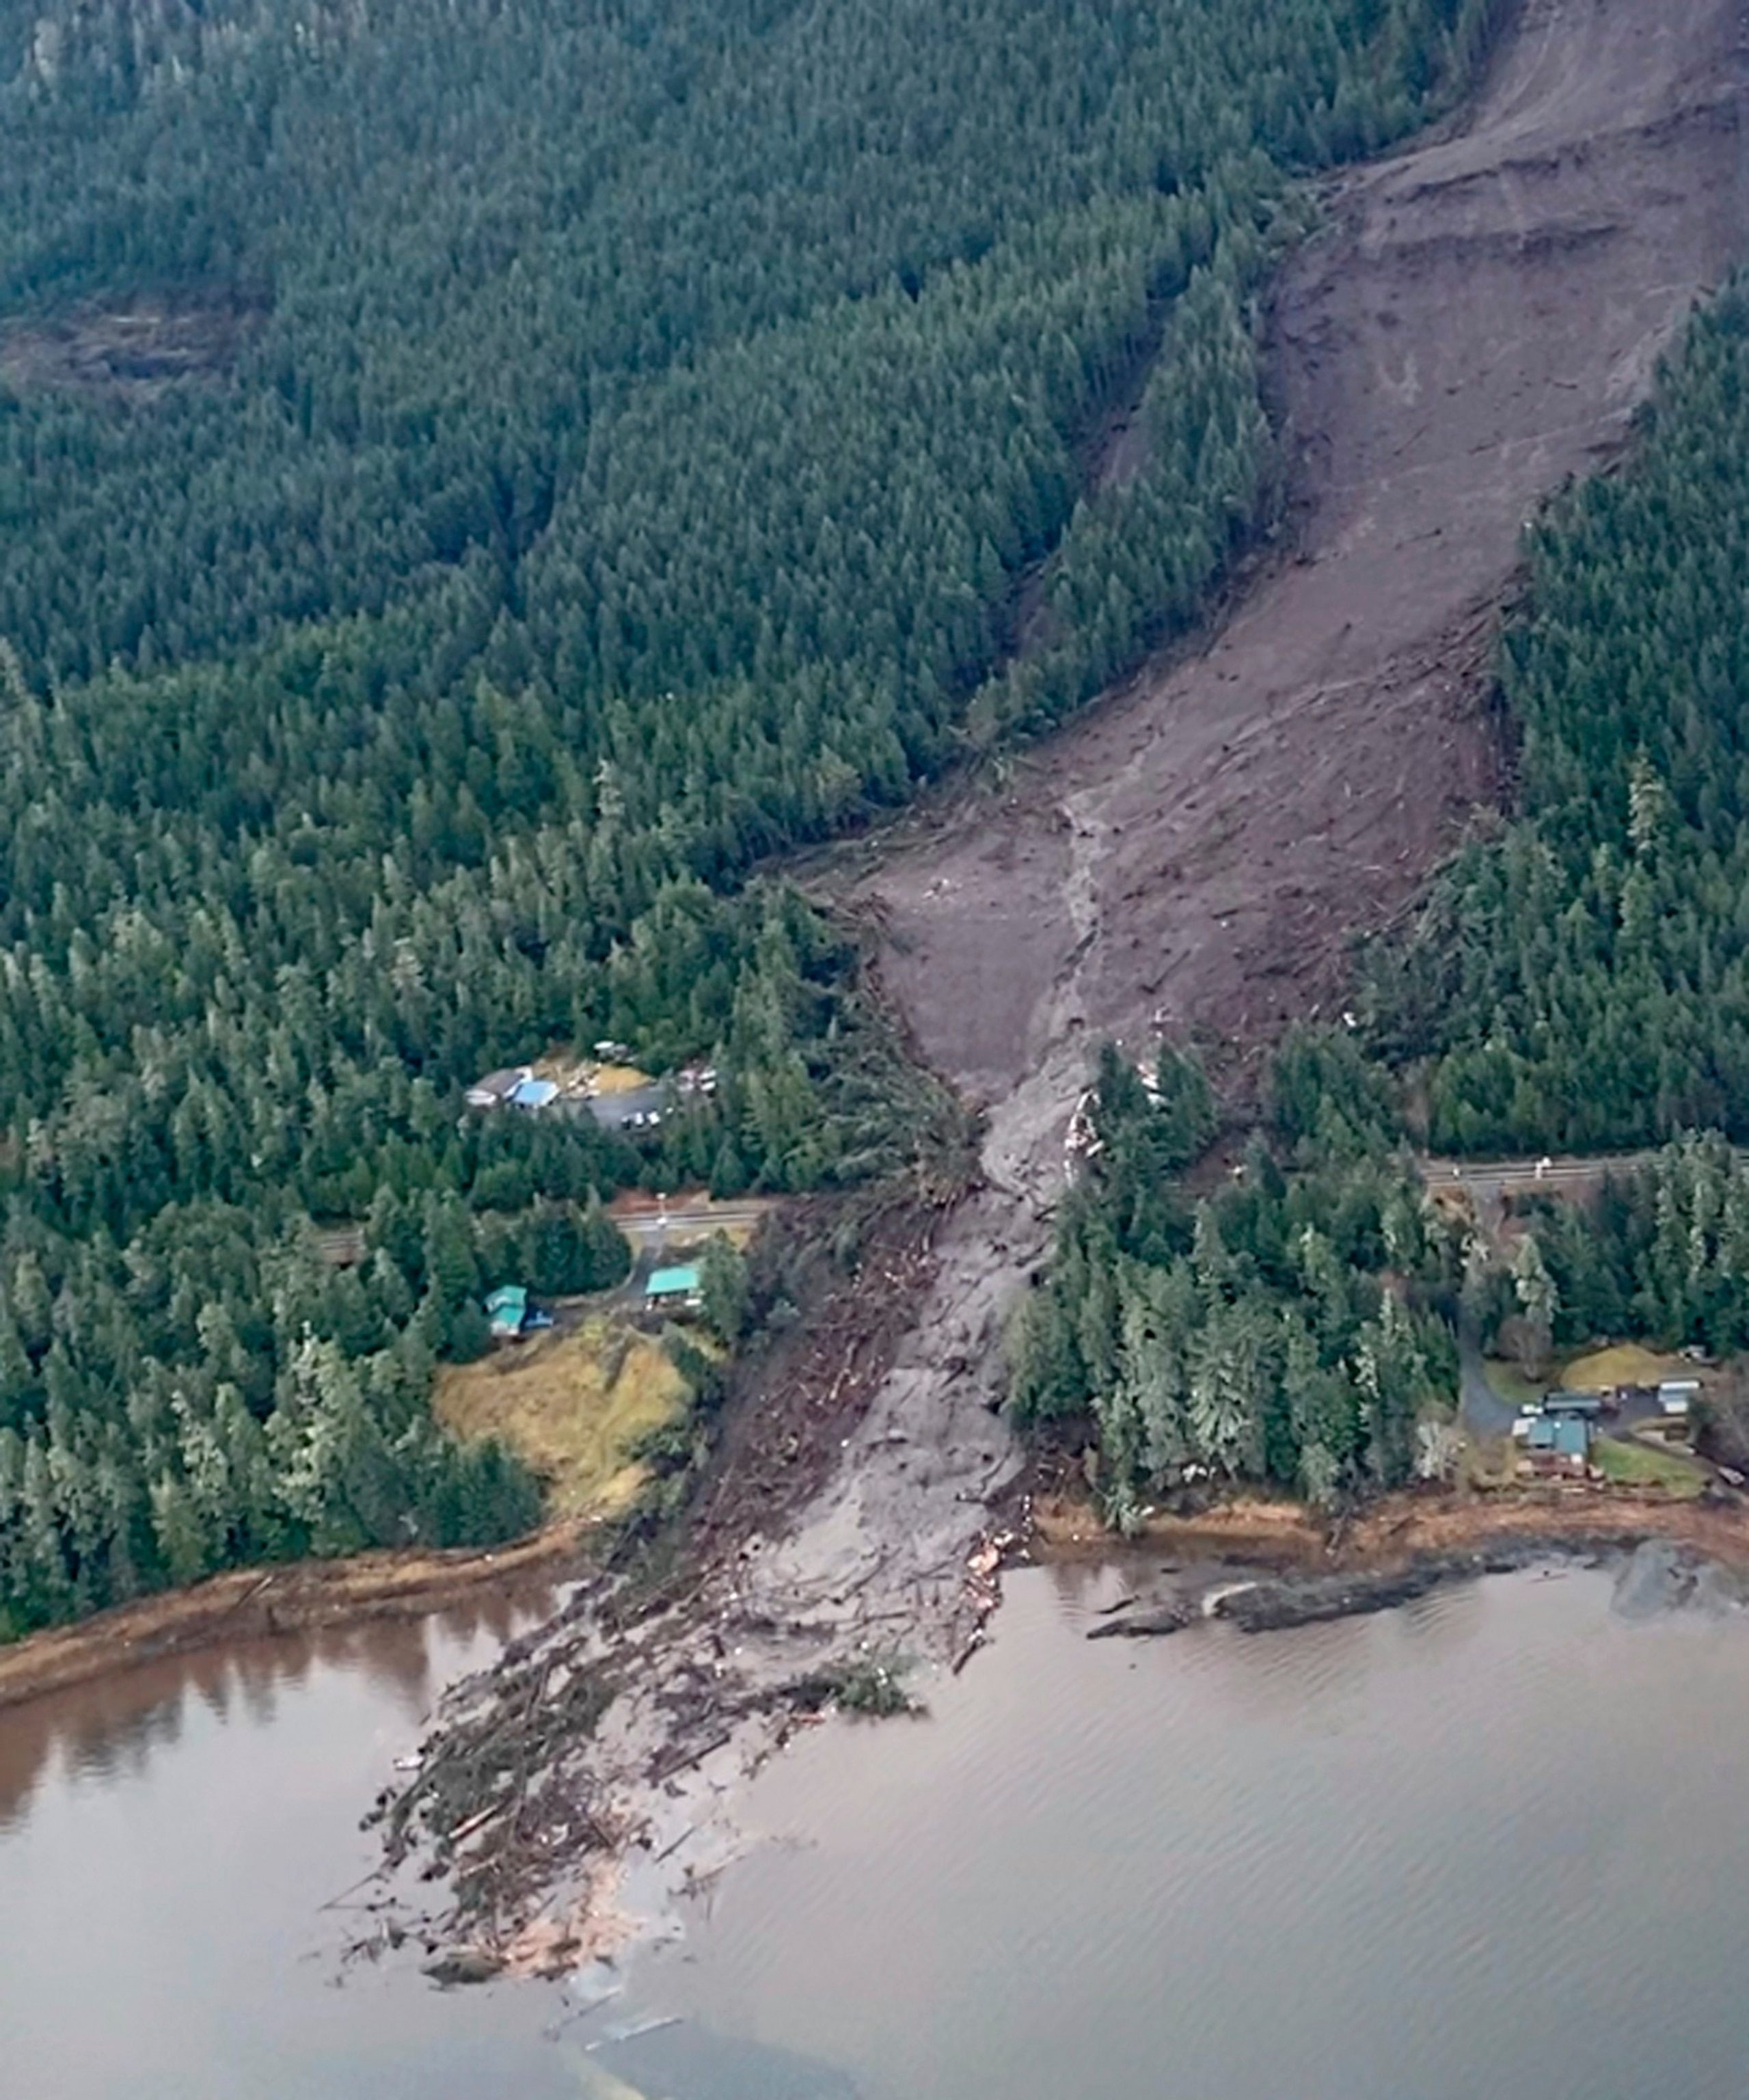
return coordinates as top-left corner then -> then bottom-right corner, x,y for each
615,1203 -> 768,1250
1422,1150 -> 1664,1194
1459,1327 -> 1519,1440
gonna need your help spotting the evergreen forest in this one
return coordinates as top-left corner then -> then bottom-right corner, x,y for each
1009,1036 -> 1461,1518
1022,281 -> 1749,1516
0,0 -> 1506,1633
1370,286 -> 1749,1152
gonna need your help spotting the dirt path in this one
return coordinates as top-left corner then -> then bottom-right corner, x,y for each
377,0 -> 1747,1963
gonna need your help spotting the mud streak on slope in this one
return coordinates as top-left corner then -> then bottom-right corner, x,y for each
395,0 -> 1745,1958
776,0 -> 1744,1637
874,0 -> 1740,1116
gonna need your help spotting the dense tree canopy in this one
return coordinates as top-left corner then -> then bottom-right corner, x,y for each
1517,1134 -> 1749,1360
1011,1037 -> 1459,1521
0,0 -> 1502,1632
1368,286 -> 1749,1151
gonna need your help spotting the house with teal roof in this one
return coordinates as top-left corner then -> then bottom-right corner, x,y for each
485,1284 -> 530,1339
643,1264 -> 703,1313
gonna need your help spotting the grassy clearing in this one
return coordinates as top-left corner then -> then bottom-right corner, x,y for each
1564,1343 -> 1691,1390
564,1058 -> 655,1095
1483,1359 -> 1544,1411
435,1315 -> 691,1518
1592,1436 -> 1705,1497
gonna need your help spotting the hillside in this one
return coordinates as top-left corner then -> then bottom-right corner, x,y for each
1005,0 -> 1749,1512
0,0 -> 1506,1633
842,0 -> 1737,1529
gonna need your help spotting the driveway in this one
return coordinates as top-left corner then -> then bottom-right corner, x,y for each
1459,1325 -> 1520,1441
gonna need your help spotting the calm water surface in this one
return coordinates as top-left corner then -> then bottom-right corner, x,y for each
6,1565 -> 1749,2099
0,1597 -> 577,2100
620,1565 -> 1749,2100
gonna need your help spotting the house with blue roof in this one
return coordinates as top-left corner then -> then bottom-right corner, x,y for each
483,1284 -> 553,1340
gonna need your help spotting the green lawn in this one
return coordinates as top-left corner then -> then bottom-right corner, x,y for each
1592,1436 -> 1705,1497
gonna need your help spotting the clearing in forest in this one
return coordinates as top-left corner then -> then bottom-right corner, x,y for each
435,1317 -> 690,1520
1564,1344 -> 1698,1393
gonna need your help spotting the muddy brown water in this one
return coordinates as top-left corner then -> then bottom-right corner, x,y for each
10,1565 -> 1749,2097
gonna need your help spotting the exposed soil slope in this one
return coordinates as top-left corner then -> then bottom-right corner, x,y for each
381,0 -> 1746,1959
869,0 -> 1741,1117
779,0 -> 1748,1664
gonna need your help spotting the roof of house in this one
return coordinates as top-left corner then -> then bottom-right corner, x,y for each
645,1265 -> 701,1298
509,1076 -> 560,1109
1524,1416 -> 1588,1457
485,1284 -> 528,1316
467,1066 -> 532,1103
1544,1389 -> 1603,1414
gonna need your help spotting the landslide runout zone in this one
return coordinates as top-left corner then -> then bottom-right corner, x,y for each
871,0 -> 1741,1117
396,0 -> 1744,1954
810,0 -> 1744,1620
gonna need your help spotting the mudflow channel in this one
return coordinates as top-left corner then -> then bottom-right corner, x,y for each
825,0 -> 1744,1628
401,0 -> 1744,1958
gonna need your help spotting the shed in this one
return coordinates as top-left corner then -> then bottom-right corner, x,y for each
485,1284 -> 530,1339
509,1075 -> 560,1111
1657,1379 -> 1699,1416
645,1263 -> 703,1312
1543,1390 -> 1605,1418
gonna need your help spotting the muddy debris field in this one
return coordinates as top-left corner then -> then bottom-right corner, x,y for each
382,0 -> 1748,1965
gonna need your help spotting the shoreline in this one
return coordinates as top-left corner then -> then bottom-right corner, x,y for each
340,0 -> 1748,1964
1037,1481 -> 1749,1575
394,1477 -> 1749,1983
5,1476 -> 1742,1715
1033,1482 -> 1749,1635
0,1522 -> 586,1713
8,0 -> 1731,1976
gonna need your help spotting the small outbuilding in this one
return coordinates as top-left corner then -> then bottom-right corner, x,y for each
644,1264 -> 703,1314
509,1075 -> 560,1111
1543,1389 -> 1605,1418
1657,1378 -> 1699,1417
1641,1378 -> 1700,1445
485,1284 -> 530,1339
